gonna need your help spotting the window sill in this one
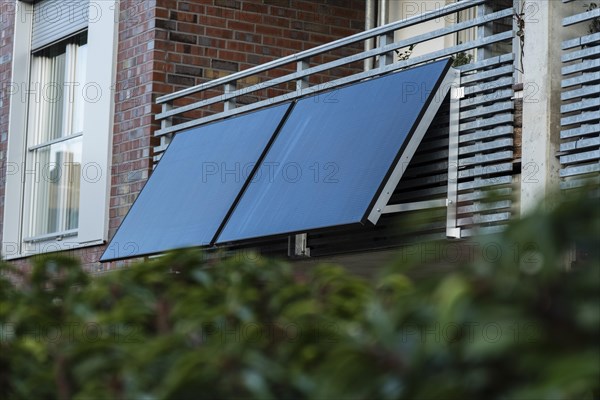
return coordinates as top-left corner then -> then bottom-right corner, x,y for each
2,239 -> 105,261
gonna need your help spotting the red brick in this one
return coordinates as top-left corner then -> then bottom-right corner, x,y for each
237,11 -> 263,23
255,25 -> 283,36
227,20 -> 255,32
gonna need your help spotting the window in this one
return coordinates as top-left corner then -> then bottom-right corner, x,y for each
386,0 -> 477,58
2,1 -> 118,259
25,35 -> 87,241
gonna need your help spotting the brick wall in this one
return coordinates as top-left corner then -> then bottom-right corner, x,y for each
110,0 -> 160,242
155,0 -> 366,123
0,0 -> 15,251
157,0 -> 365,89
1,0 -> 365,272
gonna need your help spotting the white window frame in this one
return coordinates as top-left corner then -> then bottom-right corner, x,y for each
2,1 -> 118,259
385,0 -> 479,58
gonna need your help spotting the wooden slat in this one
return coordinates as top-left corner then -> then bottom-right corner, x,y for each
562,32 -> 600,50
561,58 -> 600,76
459,138 -> 513,156
460,100 -> 513,120
561,84 -> 600,101
563,8 -> 600,27
561,110 -> 600,126
561,71 -> 600,88
460,89 -> 513,108
457,211 -> 512,227
560,136 -> 600,152
560,163 -> 600,177
459,150 -> 514,167
561,123 -> 600,139
459,113 -> 513,131
458,163 -> 513,179
562,45 -> 600,63
560,149 -> 600,165
560,97 -> 600,113
459,126 -> 513,143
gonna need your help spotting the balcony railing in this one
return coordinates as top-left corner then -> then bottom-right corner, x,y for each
155,0 -> 517,239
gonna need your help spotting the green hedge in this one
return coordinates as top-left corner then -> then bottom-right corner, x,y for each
1,192 -> 599,399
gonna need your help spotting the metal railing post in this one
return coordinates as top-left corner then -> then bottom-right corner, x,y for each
224,83 -> 236,111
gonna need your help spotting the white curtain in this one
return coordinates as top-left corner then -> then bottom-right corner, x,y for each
27,43 -> 86,237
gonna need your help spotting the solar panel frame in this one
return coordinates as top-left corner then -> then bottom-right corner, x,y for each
217,59 -> 454,244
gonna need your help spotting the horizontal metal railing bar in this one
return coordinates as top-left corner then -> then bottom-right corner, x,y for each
27,132 -> 83,151
157,8 -> 513,121
563,8 -> 600,27
156,0 -> 486,104
23,229 -> 78,243
155,31 -> 514,137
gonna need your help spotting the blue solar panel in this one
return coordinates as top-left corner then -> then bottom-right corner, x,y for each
217,59 -> 451,243
101,103 -> 291,261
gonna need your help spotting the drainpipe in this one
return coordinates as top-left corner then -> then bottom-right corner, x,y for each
364,0 -> 377,70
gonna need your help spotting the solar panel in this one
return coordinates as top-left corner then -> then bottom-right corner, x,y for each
100,103 -> 292,261
217,59 -> 452,243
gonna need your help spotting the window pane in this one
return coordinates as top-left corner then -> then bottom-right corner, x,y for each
29,137 -> 82,236
44,50 -> 66,143
29,42 -> 87,145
